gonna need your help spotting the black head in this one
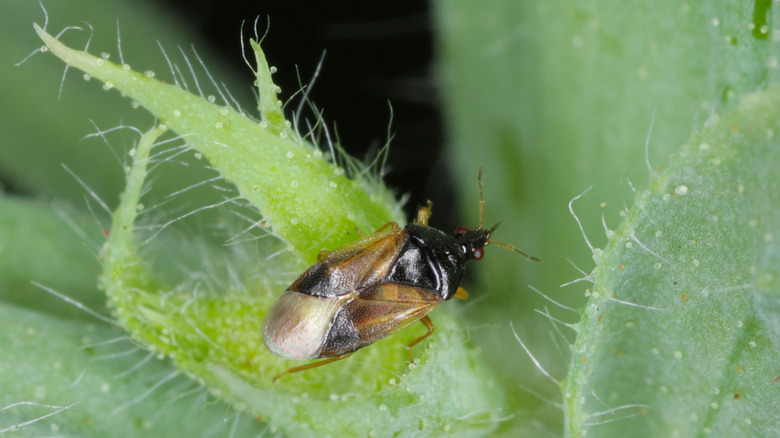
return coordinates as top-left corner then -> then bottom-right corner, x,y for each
453,166 -> 540,263
454,223 -> 501,261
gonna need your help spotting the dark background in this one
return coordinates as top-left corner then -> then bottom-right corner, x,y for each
156,0 -> 457,227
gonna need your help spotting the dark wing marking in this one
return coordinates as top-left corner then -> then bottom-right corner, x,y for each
319,282 -> 441,356
290,227 -> 407,298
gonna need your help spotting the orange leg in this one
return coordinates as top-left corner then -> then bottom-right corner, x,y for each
406,315 -> 435,362
354,222 -> 399,240
273,352 -> 355,383
416,201 -> 433,226
454,287 -> 469,299
374,222 -> 400,233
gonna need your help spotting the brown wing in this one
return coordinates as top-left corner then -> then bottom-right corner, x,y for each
289,226 -> 407,298
319,282 -> 441,357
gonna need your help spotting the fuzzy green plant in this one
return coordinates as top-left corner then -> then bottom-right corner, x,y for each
2,1 -> 779,437
563,84 -> 780,436
3,9 -> 510,438
435,0 -> 780,436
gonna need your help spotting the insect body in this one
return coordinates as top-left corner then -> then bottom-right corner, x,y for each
262,169 -> 538,379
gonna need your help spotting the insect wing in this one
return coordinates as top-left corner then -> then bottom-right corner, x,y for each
262,290 -> 350,360
290,227 -> 407,298
319,282 -> 441,356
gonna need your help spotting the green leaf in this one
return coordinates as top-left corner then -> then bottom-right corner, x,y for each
34,25 -> 401,262
1,0 -> 247,229
434,0 -> 779,435
0,196 -> 104,318
566,87 -> 780,436
0,301 -> 267,437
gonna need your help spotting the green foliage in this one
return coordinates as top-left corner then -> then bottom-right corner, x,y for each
566,87 -> 780,436
0,303 -> 268,436
1,4 -> 502,437
2,0 -> 779,437
435,0 -> 780,436
34,25 -> 401,263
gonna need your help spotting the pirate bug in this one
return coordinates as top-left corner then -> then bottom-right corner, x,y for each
262,167 -> 539,380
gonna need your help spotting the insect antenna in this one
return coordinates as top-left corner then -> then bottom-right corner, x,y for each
477,165 -> 540,262
477,166 -> 485,229
489,240 -> 541,262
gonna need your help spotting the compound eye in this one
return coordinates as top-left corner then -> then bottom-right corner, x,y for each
473,247 -> 484,261
456,226 -> 470,235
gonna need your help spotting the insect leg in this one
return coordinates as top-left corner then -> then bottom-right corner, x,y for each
406,315 -> 435,362
454,287 -> 469,299
373,221 -> 400,234
272,352 -> 355,382
351,222 -> 399,241
416,201 -> 433,226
